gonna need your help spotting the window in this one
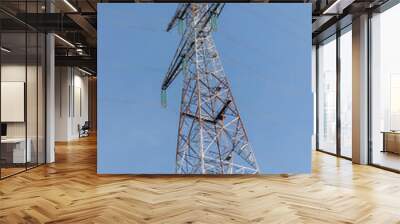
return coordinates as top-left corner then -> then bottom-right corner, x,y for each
316,25 -> 353,159
339,27 -> 352,158
317,35 -> 337,154
370,3 -> 400,171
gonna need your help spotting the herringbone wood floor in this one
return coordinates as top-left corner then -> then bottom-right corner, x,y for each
1,135 -> 400,224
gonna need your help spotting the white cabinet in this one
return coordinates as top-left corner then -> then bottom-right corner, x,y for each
1,138 -> 32,163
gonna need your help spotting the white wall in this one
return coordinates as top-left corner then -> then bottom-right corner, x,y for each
1,65 -> 28,141
55,67 -> 70,141
1,65 -> 40,137
55,67 -> 89,141
71,73 -> 89,138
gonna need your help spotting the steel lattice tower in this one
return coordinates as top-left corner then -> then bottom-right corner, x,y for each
162,3 -> 259,174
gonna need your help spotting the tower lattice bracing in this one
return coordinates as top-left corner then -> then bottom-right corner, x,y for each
162,3 -> 260,174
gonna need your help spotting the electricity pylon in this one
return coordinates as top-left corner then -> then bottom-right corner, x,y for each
162,3 -> 260,174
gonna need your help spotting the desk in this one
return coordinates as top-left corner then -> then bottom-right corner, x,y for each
382,131 -> 400,154
1,138 -> 31,163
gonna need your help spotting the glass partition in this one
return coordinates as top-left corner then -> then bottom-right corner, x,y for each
38,32 -> 45,165
0,1 -> 46,179
27,31 -> 38,169
0,31 -> 28,177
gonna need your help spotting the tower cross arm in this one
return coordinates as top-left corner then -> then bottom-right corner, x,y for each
161,34 -> 194,91
166,3 -> 190,32
161,3 -> 225,91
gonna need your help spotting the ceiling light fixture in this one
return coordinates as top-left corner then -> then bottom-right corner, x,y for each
322,0 -> 354,15
63,0 -> 78,12
54,34 -> 75,48
78,67 -> 93,76
76,48 -> 84,55
1,47 -> 11,53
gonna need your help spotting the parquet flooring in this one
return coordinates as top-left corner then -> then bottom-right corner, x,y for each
0,167 -> 26,178
1,135 -> 400,223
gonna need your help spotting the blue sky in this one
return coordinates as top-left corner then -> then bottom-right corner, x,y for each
98,3 -> 312,174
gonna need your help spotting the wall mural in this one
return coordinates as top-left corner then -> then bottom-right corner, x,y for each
98,3 -> 312,174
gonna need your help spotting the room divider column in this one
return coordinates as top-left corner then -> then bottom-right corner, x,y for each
46,0 -> 55,164
352,14 -> 369,164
